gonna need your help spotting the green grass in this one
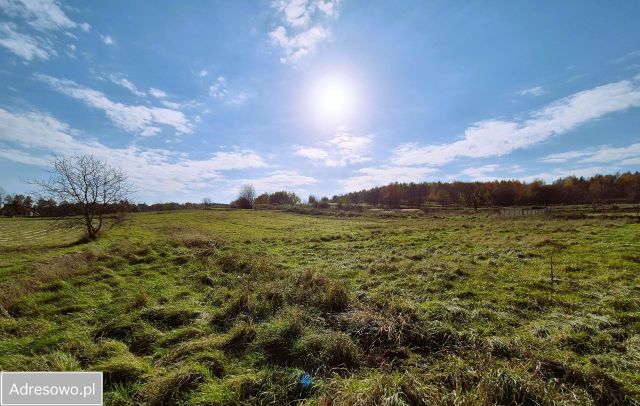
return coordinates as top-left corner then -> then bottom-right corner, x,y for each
1,209 -> 639,404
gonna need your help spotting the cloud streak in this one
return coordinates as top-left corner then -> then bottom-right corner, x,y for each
542,143 -> 640,165
0,22 -> 54,60
392,79 -> 640,166
0,108 -> 267,197
36,74 -> 193,136
0,0 -> 89,32
294,127 -> 371,166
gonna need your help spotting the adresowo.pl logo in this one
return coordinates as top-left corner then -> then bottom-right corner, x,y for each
1,372 -> 102,406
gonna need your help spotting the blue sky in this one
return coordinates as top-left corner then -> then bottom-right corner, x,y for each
0,0 -> 639,203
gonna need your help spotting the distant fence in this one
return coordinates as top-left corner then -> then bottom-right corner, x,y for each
499,207 -> 550,217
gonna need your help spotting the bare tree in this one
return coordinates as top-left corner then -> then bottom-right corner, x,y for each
32,155 -> 133,239
202,198 -> 212,208
237,184 -> 256,208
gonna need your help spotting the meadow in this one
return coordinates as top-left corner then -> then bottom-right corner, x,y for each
0,209 -> 639,405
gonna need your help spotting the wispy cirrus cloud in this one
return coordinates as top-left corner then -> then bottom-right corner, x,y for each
392,78 -> 640,167
0,22 -> 54,60
542,142 -> 640,165
0,107 -> 267,196
294,127 -> 372,166
459,164 -> 524,181
518,86 -> 545,97
36,74 -> 193,136
0,0 -> 89,61
269,0 -> 340,63
0,0 -> 89,32
108,74 -> 147,97
209,76 -> 250,106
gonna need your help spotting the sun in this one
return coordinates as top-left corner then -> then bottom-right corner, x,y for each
311,75 -> 356,123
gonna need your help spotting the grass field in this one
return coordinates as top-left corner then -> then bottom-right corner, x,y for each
1,209 -> 639,405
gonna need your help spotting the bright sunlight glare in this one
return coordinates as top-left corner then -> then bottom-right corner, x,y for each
310,75 -> 356,123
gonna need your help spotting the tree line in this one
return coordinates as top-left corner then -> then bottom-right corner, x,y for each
329,172 -> 640,210
230,185 -> 303,209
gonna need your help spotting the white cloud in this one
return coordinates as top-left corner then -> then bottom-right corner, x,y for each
611,50 -> 640,64
458,164 -> 524,181
108,75 -> 146,97
0,22 -> 54,60
100,34 -> 114,45
209,76 -> 250,106
236,170 -> 316,193
273,0 -> 312,27
294,127 -> 371,166
36,74 -> 193,136
209,76 -> 227,99
0,108 -> 267,196
580,143 -> 640,164
460,164 -> 500,178
269,25 -> 328,63
0,0 -> 88,32
198,69 -> 208,77
295,147 -> 329,160
541,149 -> 598,163
272,0 -> 340,26
160,100 -> 182,109
316,0 -> 339,17
393,79 -> 640,166
542,143 -> 640,165
0,146 -> 49,165
0,0 -> 89,62
269,0 -> 339,63
149,87 -> 167,99
518,86 -> 545,97
340,166 -> 438,192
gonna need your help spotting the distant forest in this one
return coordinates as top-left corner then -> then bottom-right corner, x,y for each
329,172 -> 640,210
2,172 -> 639,217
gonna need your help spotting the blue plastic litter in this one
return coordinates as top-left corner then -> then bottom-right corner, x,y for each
300,372 -> 312,388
